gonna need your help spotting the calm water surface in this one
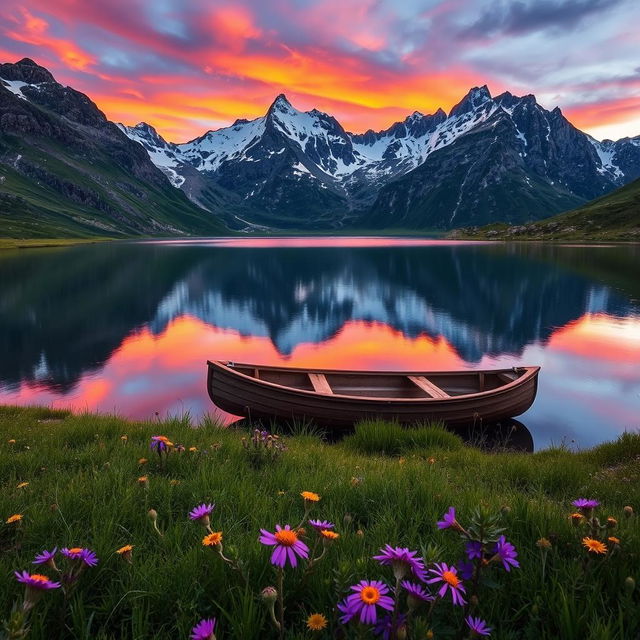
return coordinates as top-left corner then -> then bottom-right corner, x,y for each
1,238 -> 639,450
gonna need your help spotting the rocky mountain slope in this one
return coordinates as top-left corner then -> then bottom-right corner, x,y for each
123,86 -> 640,230
0,58 -> 227,238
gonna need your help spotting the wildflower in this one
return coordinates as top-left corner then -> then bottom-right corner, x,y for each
337,579 -> 395,625
437,506 -> 463,532
456,560 -> 475,580
536,538 -> 552,549
306,613 -> 328,631
426,631 -> 434,639
120,435 -> 128,442
138,475 -> 149,488
466,615 -> 492,637
150,435 -> 173,453
569,512 -> 584,525
356,529 -> 364,537
624,577 -> 636,596
260,586 -> 278,603
116,545 -> 133,563
492,536 -> 519,572
301,491 -> 320,503
373,544 -> 427,581
582,537 -> 607,554
401,581 -> 434,608
16,482 -> 29,489
15,571 -> 61,591
309,519 -> 335,531
426,563 -> 467,606
189,503 -> 215,528
399,457 -> 406,465
169,479 -> 181,486
203,532 -> 223,547
374,613 -> 407,640
175,444 -> 186,453
350,476 -> 363,486
138,458 -> 148,465
607,536 -> 620,546
606,517 -> 617,529
8,439 -> 16,444
61,547 -> 99,567
623,506 -> 633,518
465,540 -> 483,559
572,498 -> 599,515
259,524 -> 309,568
6,514 -> 23,524
33,548 -> 58,569
190,617 -> 216,640
277,490 -> 286,496
297,527 -> 307,537
427,457 -> 436,464
321,530 -> 340,541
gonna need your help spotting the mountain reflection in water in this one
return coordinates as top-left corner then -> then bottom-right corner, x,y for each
0,239 -> 638,450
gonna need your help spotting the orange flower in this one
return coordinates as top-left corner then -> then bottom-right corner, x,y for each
320,530 -> 340,541
569,513 -> 584,525
306,613 -> 327,631
202,532 -> 223,547
607,536 -> 620,545
6,514 -> 23,524
301,491 -> 320,502
582,537 -> 607,554
138,458 -> 148,465
138,476 -> 149,487
16,482 -> 29,489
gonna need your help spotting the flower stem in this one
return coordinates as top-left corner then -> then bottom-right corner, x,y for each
277,567 -> 285,640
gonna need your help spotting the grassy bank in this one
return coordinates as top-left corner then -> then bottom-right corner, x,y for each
1,406 -> 638,639
0,238 -> 114,251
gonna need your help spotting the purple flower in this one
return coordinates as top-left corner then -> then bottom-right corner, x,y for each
61,547 -> 99,567
373,544 -> 427,581
572,498 -> 600,511
426,563 -> 466,606
437,506 -> 459,530
466,615 -> 492,636
189,503 -> 215,522
190,618 -> 216,640
337,580 -> 395,625
401,580 -> 434,606
492,536 -> 520,572
457,560 -> 475,581
15,570 -> 61,590
150,435 -> 173,453
373,613 -> 407,640
259,524 -> 309,568
309,519 -> 335,531
465,540 -> 483,560
33,547 -> 57,567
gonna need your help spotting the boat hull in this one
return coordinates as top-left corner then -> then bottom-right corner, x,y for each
207,362 -> 539,428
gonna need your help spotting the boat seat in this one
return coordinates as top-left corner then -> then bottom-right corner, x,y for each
407,376 -> 450,398
308,373 -> 334,394
497,372 -> 517,384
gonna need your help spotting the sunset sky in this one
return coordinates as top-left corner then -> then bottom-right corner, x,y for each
1,0 -> 639,142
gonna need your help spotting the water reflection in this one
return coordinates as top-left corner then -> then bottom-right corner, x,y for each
0,239 -> 638,450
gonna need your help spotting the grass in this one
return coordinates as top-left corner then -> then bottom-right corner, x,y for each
0,406 -> 638,639
0,238 -> 115,251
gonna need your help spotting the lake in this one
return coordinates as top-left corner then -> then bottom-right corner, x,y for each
1,237 -> 638,450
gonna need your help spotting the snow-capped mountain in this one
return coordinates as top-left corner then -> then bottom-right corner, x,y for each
121,87 -> 640,229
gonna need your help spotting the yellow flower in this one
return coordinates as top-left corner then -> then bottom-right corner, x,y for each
8,439 -> 16,444
582,537 -> 607,554
169,479 -> 181,486
202,532 -> 223,547
16,482 -> 29,489
120,435 -> 128,442
306,613 -> 327,631
301,491 -> 320,502
320,529 -> 340,541
188,446 -> 197,452
399,457 -> 405,465
6,514 -> 23,524
138,458 -> 148,465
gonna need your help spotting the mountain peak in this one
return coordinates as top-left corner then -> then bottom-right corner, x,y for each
268,93 -> 294,113
449,85 -> 492,117
0,57 -> 56,84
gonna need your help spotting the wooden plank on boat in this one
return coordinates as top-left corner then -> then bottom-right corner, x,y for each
497,372 -> 517,384
308,373 -> 333,395
254,368 -> 260,379
479,372 -> 485,392
407,376 -> 450,398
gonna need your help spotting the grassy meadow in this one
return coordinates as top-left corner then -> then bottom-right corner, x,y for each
0,405 -> 638,639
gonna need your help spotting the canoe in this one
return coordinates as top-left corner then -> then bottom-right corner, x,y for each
206,361 -> 540,428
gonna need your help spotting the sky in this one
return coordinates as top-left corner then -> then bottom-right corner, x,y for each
1,0 -> 639,142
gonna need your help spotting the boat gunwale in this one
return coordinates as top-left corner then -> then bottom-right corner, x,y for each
207,360 -> 540,404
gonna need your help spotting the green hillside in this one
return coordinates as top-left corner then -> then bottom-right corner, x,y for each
452,177 -> 640,241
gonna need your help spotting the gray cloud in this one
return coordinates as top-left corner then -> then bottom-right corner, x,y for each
459,0 -> 624,39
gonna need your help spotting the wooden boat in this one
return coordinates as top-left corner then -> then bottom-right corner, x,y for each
206,361 -> 540,428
